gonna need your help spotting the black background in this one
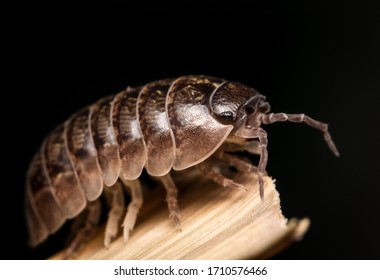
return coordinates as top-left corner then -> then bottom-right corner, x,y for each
2,1 -> 380,259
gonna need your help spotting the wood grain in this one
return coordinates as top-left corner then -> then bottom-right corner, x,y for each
51,170 -> 309,259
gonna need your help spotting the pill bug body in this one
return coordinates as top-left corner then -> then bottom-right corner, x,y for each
26,75 -> 339,255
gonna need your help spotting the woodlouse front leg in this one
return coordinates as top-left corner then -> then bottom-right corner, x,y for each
63,200 -> 101,259
235,127 -> 269,200
261,113 -> 340,157
197,161 -> 247,191
255,128 -> 269,200
157,174 -> 181,228
212,149 -> 258,173
119,178 -> 143,243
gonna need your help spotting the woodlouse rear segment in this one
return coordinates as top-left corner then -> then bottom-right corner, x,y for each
26,75 -> 339,256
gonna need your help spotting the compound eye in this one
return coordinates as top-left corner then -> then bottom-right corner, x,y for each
219,111 -> 235,119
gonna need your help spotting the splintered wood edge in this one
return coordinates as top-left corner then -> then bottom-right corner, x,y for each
51,171 -> 310,260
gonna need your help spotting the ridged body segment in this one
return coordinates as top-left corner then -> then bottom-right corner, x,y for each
43,125 -> 86,218
138,79 -> 175,176
27,154 -> 65,245
91,96 -> 121,186
112,87 -> 147,180
66,107 -> 103,201
167,76 -> 233,170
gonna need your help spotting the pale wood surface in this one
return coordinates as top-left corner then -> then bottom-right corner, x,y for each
51,171 -> 309,260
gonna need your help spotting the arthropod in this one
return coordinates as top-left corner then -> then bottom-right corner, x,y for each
25,75 -> 339,256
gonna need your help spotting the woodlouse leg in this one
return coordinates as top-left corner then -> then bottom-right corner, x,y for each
261,113 -> 340,157
197,161 -> 248,191
62,200 -> 101,259
235,127 -> 268,199
103,181 -> 125,248
157,174 -> 182,228
213,149 -> 258,173
240,128 -> 268,200
119,178 -> 143,243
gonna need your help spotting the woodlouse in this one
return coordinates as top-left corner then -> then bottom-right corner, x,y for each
25,75 -> 339,257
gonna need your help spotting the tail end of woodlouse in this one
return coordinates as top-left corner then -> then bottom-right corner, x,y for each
25,199 -> 49,248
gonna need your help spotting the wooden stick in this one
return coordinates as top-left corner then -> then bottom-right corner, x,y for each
51,170 -> 309,259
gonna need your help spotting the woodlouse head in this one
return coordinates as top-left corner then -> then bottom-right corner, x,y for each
210,81 -> 270,132
210,78 -> 339,200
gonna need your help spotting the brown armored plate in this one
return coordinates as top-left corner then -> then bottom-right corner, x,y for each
51,170 -> 309,260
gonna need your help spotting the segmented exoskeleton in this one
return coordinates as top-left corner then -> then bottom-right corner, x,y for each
25,75 -> 339,257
